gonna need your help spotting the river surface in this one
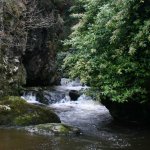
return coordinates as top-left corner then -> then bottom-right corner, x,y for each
0,79 -> 150,150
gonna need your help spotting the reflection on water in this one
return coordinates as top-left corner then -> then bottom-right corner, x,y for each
0,127 -> 150,150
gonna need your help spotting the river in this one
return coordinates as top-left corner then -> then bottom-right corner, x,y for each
0,79 -> 150,150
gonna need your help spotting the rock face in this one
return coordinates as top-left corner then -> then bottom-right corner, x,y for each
101,99 -> 150,125
0,96 -> 61,126
0,0 -> 71,96
23,0 -> 71,86
0,0 -> 27,96
23,28 -> 58,86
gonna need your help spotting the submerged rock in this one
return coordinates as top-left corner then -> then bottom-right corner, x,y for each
0,96 -> 60,126
25,123 -> 80,136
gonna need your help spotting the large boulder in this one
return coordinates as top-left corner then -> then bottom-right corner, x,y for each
101,98 -> 150,125
0,96 -> 60,126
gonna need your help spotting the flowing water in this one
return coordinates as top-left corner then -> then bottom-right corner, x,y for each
0,78 -> 150,150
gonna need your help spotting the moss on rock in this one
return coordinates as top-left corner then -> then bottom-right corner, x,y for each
0,96 -> 60,126
25,123 -> 80,136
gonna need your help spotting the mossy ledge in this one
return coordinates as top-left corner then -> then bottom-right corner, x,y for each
0,96 -> 60,126
25,123 -> 81,136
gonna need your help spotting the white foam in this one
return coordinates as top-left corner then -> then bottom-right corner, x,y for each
21,92 -> 40,104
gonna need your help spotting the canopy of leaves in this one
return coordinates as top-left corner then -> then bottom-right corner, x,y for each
63,0 -> 150,103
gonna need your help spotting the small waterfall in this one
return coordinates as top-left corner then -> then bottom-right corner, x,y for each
21,91 -> 39,104
59,78 -> 89,91
61,78 -> 82,86
21,78 -> 88,104
21,90 -> 67,104
21,78 -> 111,133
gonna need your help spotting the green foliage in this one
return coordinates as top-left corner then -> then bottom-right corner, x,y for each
64,0 -> 150,103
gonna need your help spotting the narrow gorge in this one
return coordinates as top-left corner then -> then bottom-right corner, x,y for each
0,0 -> 150,150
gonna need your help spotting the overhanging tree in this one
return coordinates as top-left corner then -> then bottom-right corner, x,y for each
64,0 -> 150,103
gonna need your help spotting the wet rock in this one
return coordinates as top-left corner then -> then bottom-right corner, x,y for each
0,96 -> 60,126
69,90 -> 80,101
25,123 -> 80,136
36,92 -> 49,105
22,89 -> 66,104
